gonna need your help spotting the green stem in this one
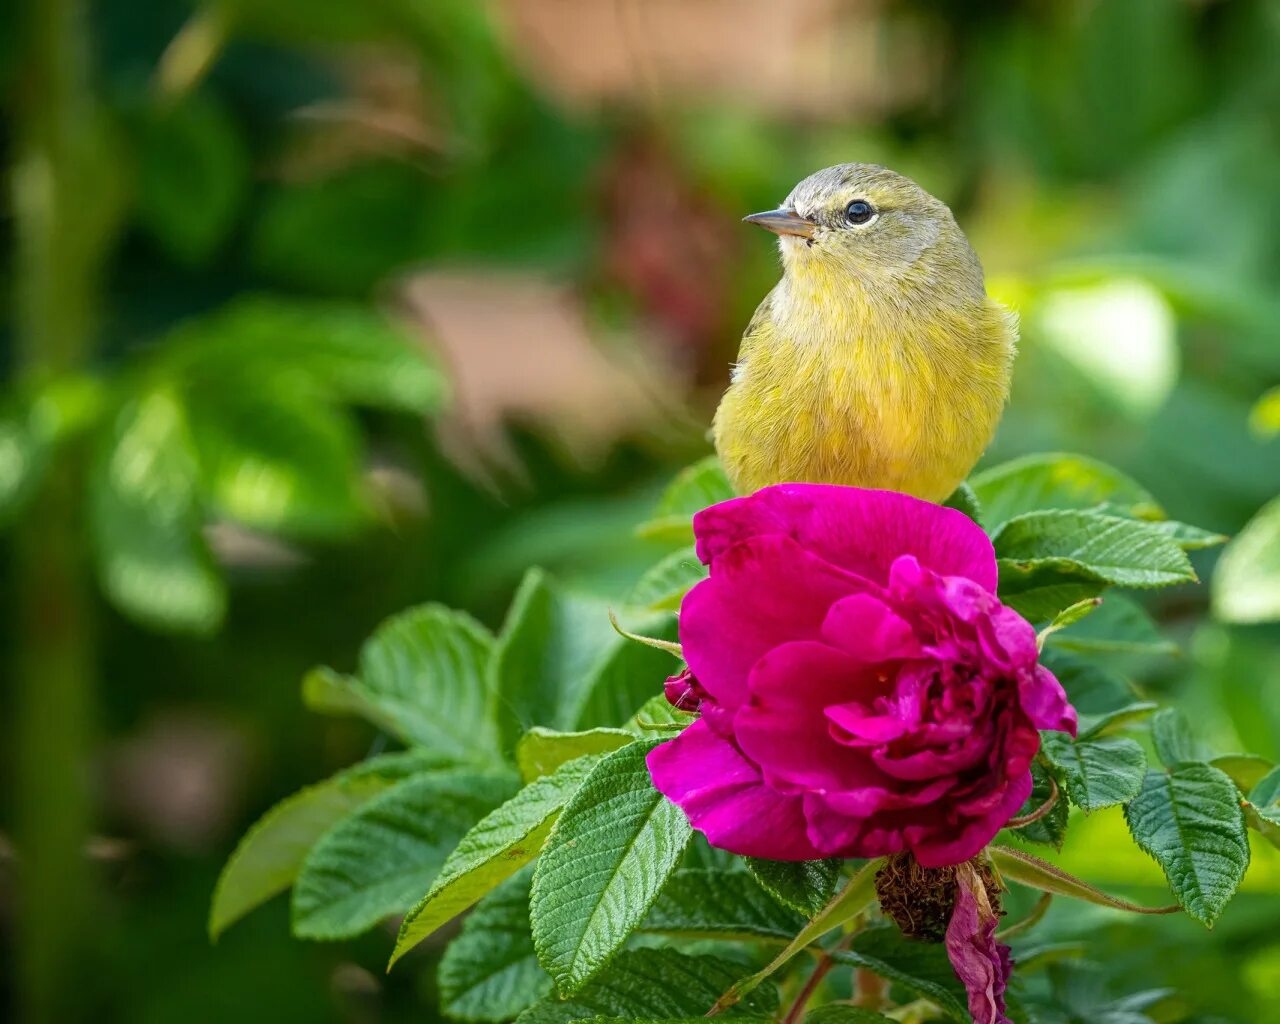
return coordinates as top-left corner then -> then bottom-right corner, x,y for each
9,0 -> 111,1018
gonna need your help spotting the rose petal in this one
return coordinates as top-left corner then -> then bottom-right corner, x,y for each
694,484 -> 997,591
680,535 -> 864,715
945,864 -> 1013,1024
907,769 -> 1033,868
820,593 -> 921,663
735,641 -> 883,793
646,719 -> 821,860
1020,665 -> 1078,736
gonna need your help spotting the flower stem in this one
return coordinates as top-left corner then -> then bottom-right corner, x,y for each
781,955 -> 835,1024
1006,775 -> 1059,828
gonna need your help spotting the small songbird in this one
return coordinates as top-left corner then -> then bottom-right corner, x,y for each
714,163 -> 1015,502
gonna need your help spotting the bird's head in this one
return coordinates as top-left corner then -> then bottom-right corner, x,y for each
745,163 -> 983,298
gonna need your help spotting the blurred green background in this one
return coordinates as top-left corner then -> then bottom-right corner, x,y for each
1,0 -> 1279,1021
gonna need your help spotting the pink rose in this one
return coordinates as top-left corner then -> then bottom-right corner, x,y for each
646,484 -> 1076,867
946,862 -> 1013,1024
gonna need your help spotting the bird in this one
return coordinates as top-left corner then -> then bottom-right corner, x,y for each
713,163 -> 1015,503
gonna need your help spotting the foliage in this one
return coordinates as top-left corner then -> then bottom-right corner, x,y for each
212,449 -> 1275,1023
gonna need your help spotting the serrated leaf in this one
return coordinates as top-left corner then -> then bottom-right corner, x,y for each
516,949 -> 776,1024
531,741 -> 691,994
1213,495 -> 1280,623
639,869 -> 805,941
209,750 -> 442,940
186,377 -> 366,538
834,925 -> 970,1022
1209,754 -> 1274,794
438,867 -> 552,1023
304,604 -> 499,759
89,389 -> 227,634
516,728 -> 634,783
490,570 -> 677,752
993,511 -> 1195,589
971,452 -> 1161,530
635,456 -> 734,544
1123,765 -> 1250,925
627,546 -> 707,612
1041,733 -> 1147,811
1244,766 -> 1280,848
987,846 -> 1178,916
710,858 -> 884,1014
1150,708 -> 1211,767
391,756 -> 601,967
1045,594 -> 1176,657
1145,520 -> 1228,551
292,770 -> 517,939
744,857 -> 840,917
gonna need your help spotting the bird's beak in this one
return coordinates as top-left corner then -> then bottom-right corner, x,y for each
742,208 -> 816,239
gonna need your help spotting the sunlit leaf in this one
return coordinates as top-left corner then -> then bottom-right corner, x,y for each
1123,765 -> 1250,926
972,452 -> 1161,529
530,742 -> 691,994
1213,496 -> 1280,624
516,727 -> 633,783
1041,733 -> 1147,811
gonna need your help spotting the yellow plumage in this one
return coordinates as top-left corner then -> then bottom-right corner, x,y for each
715,164 -> 1016,502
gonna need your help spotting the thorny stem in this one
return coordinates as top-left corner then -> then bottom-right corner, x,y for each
1005,775 -> 1059,828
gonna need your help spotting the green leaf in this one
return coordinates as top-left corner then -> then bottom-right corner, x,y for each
987,845 -> 1178,916
391,756 -> 600,967
438,867 -> 552,1023
186,377 -> 366,538
743,857 -> 841,917
209,750 -> 442,940
804,1008 -> 897,1024
516,728 -> 634,783
710,858 -> 885,1014
834,925 -> 970,1022
89,388 -> 226,634
1036,596 -> 1103,647
1249,765 -> 1280,808
515,949 -> 777,1024
490,570 -> 679,751
291,770 -> 517,939
997,563 -> 1105,623
304,604 -> 499,759
993,510 -> 1196,589
1123,765 -> 1250,926
1213,495 -> 1280,623
1145,519 -> 1228,551
168,296 -> 446,414
627,546 -> 707,612
1244,767 -> 1280,849
1077,701 -> 1159,740
639,868 -> 805,941
135,92 -> 249,265
530,741 -> 691,994
1150,707 -> 1211,767
623,696 -> 697,736
970,452 -> 1161,530
1041,733 -> 1147,811
1044,594 -> 1176,657
1040,649 -> 1141,717
635,456 -> 734,544
942,481 -> 983,524
1209,754 -> 1274,794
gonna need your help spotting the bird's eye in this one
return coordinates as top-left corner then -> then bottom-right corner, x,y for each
845,200 -> 875,225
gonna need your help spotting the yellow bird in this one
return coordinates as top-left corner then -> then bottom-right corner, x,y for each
714,163 -> 1015,502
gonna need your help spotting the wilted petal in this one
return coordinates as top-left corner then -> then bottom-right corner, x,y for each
945,862 -> 1013,1024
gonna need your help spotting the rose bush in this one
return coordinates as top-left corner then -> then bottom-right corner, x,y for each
647,483 -> 1077,867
